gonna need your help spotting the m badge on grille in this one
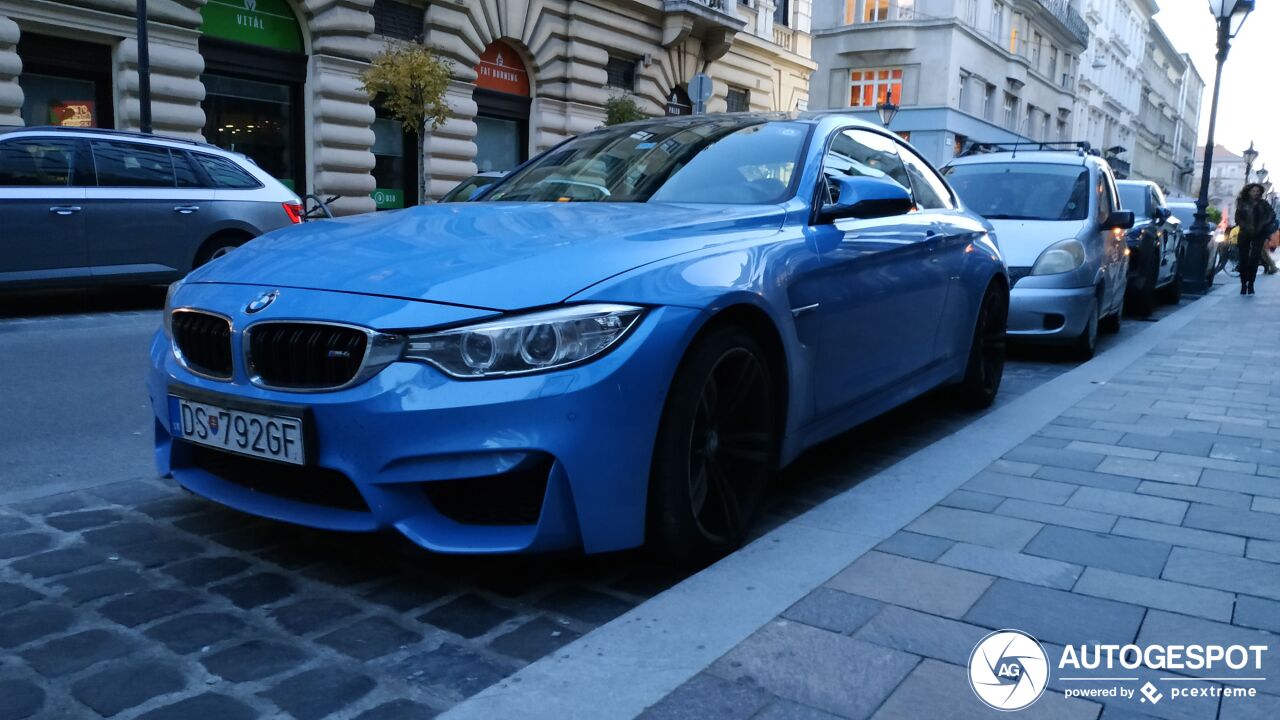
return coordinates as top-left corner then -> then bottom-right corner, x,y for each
245,290 -> 279,314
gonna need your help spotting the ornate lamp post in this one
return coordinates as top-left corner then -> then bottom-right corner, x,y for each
876,90 -> 900,128
1186,0 -> 1255,293
1243,141 -> 1258,183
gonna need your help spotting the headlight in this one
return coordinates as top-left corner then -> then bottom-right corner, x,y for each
402,304 -> 645,378
1031,239 -> 1086,276
162,281 -> 180,338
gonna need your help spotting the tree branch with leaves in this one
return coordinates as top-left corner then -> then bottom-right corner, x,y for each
360,44 -> 452,205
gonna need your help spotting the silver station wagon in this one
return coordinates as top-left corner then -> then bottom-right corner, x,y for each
0,126 -> 302,290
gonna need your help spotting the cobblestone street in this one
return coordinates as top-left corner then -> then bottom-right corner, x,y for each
0,288 -> 1176,719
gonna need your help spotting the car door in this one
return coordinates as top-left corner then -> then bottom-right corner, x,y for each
1097,168 -> 1127,314
894,142 -> 982,363
85,140 -> 206,281
0,136 -> 89,285
797,128 -> 949,418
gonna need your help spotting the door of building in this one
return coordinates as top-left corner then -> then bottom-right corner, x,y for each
198,0 -> 307,192
472,41 -> 531,173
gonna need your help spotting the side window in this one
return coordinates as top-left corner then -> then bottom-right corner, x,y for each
173,152 -> 205,188
192,153 -> 261,189
896,145 -> 954,210
92,141 -> 175,187
0,139 -> 77,187
822,128 -> 910,205
1097,169 -> 1115,224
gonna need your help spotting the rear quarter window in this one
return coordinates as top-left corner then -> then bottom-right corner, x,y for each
193,153 -> 262,189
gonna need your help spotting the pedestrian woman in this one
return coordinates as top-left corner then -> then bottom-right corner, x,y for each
1233,183 -> 1276,295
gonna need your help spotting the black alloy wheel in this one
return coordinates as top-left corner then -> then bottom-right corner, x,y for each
648,326 -> 778,564
952,282 -> 1008,409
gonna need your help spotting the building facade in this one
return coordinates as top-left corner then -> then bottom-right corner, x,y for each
1130,20 -> 1202,195
1071,0 -> 1155,178
808,0 -> 1088,166
0,0 -> 815,214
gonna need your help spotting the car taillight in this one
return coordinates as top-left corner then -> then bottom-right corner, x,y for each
282,201 -> 304,224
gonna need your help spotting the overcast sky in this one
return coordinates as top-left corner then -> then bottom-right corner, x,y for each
1154,1 -> 1275,163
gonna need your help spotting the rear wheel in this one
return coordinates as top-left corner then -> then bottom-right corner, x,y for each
1071,296 -> 1099,361
194,234 -> 249,268
648,326 -> 778,565
951,282 -> 1008,409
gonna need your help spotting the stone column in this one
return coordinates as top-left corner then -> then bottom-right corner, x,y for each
115,37 -> 206,138
0,15 -> 21,126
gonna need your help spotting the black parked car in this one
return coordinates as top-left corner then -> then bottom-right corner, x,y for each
1118,180 -> 1184,315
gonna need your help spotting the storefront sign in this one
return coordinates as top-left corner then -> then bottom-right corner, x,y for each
665,88 -> 691,116
51,101 -> 95,127
474,42 -> 530,97
201,0 -> 304,53
371,188 -> 404,210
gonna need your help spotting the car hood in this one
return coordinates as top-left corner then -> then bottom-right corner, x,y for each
986,219 -> 1088,268
190,202 -> 786,310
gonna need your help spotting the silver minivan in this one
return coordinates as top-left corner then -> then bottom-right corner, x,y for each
0,126 -> 302,289
944,149 -> 1134,359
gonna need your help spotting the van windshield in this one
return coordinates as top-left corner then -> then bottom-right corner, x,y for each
944,162 -> 1090,221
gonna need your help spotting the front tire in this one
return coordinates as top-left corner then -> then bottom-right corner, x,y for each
647,326 -> 778,565
1072,296 -> 1099,361
951,282 -> 1008,410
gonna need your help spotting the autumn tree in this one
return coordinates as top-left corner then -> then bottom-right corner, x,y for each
361,44 -> 452,204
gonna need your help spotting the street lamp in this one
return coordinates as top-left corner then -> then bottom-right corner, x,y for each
1243,141 -> 1258,182
877,90 -> 900,128
1186,0 -> 1255,293
1257,165 -> 1268,186
136,0 -> 152,133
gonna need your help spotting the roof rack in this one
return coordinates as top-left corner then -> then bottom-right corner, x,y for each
6,125 -> 216,148
958,140 -> 1098,158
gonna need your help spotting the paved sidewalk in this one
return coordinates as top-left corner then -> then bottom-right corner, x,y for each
631,281 -> 1280,719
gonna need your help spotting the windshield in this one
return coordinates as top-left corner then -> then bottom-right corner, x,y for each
944,162 -> 1090,221
485,119 -> 807,204
1169,205 -> 1196,226
1118,184 -> 1148,214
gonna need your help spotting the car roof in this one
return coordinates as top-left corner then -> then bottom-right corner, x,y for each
603,110 -> 888,133
0,125 -> 232,155
947,150 -> 1089,167
1116,179 -> 1157,188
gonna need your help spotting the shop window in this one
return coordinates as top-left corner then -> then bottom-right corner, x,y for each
726,88 -> 750,113
371,115 -> 414,209
849,68 -> 903,108
372,0 -> 424,41
606,56 -> 636,91
202,73 -> 297,189
17,34 -> 114,129
91,141 -> 175,187
0,139 -> 77,186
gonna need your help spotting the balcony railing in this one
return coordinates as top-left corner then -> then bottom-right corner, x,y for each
1034,0 -> 1089,47
773,25 -> 795,51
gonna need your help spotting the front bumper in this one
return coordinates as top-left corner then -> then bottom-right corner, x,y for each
1007,285 -> 1096,343
148,289 -> 702,555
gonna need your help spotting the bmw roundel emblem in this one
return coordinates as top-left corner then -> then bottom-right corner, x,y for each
245,290 -> 279,314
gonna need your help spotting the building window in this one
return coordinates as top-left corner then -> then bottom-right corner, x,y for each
1058,119 -> 1068,141
1048,45 -> 1058,80
1024,104 -> 1035,137
896,0 -> 914,20
726,88 -> 750,112
863,0 -> 889,22
991,3 -> 1005,41
605,56 -> 636,91
1003,92 -> 1017,129
372,0 -> 424,41
963,0 -> 977,25
983,83 -> 996,121
1042,113 -> 1051,142
1030,32 -> 1042,69
850,68 -> 903,108
958,74 -> 969,113
775,0 -> 790,27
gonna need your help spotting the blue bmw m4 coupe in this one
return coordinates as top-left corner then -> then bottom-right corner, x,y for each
148,113 -> 1008,561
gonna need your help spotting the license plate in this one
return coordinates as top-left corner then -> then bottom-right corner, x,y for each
168,395 -> 305,465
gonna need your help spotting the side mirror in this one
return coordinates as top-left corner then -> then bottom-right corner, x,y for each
1104,210 -> 1135,231
819,175 -> 914,223
1156,206 -> 1172,222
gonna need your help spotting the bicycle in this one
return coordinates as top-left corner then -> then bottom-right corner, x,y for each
302,194 -> 339,221
1214,244 -> 1241,278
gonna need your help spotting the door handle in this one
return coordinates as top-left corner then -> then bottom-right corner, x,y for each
174,205 -> 200,214
49,205 -> 81,216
